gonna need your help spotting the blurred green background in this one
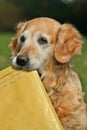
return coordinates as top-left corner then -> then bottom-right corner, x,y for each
0,0 -> 87,103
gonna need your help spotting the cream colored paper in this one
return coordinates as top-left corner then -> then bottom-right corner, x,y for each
0,67 -> 63,130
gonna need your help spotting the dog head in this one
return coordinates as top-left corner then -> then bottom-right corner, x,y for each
10,17 -> 82,74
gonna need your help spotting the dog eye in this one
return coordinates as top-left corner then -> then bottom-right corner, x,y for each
20,35 -> 26,42
38,37 -> 48,44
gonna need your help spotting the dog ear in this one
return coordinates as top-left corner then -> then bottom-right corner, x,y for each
9,22 -> 26,56
9,37 -> 18,56
54,24 -> 82,63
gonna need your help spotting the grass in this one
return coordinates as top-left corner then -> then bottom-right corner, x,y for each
0,32 -> 14,69
0,33 -> 87,103
71,37 -> 87,103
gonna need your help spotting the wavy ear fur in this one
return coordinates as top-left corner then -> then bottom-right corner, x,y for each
9,37 -> 18,56
54,24 -> 82,63
9,22 -> 26,56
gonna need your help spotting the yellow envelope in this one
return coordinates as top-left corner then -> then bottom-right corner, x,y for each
0,67 -> 63,130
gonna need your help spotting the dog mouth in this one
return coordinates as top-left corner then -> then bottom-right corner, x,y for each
12,55 -> 45,79
12,56 -> 44,79
12,55 -> 40,71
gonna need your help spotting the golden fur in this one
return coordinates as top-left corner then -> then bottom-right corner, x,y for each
10,17 -> 87,130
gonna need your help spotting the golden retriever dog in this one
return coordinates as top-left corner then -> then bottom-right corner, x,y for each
10,17 -> 87,130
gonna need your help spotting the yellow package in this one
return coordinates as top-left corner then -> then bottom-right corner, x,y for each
0,67 -> 63,130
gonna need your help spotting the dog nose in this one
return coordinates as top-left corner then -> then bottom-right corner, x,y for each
17,55 -> 28,66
